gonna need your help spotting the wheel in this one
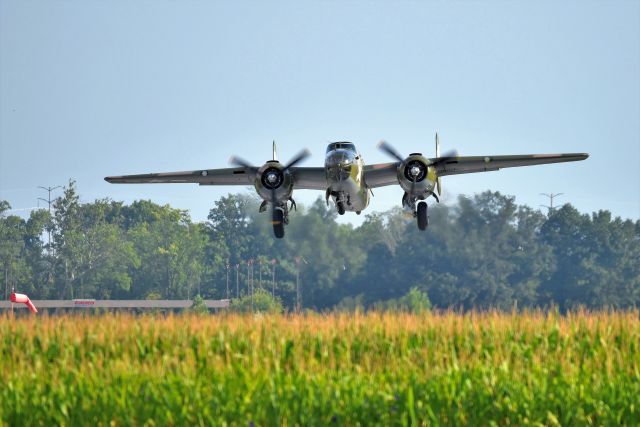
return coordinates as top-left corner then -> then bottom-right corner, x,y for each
337,202 -> 345,215
417,201 -> 428,230
273,208 -> 285,238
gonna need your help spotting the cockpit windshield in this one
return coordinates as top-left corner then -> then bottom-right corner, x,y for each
326,142 -> 356,153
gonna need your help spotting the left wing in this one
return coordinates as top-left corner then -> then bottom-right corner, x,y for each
363,162 -> 399,188
104,166 -> 330,190
105,167 -> 254,185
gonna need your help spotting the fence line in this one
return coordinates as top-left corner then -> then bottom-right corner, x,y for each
0,299 -> 230,309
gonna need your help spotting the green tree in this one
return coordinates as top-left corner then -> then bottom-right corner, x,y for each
230,288 -> 283,314
0,202 -> 30,298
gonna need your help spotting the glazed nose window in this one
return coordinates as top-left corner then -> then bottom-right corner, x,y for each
327,152 -> 353,181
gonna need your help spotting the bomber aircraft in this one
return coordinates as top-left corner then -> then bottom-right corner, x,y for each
105,134 -> 588,238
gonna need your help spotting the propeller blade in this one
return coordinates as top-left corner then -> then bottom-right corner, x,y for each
436,176 -> 442,196
440,149 -> 459,159
283,149 -> 311,171
229,155 -> 257,171
377,140 -> 404,163
431,149 -> 459,167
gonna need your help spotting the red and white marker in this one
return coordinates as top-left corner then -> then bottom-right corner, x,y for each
10,293 -> 38,314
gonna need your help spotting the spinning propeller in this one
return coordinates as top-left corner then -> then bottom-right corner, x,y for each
377,133 -> 458,196
229,143 -> 310,223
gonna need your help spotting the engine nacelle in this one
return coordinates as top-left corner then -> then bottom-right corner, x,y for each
396,153 -> 436,197
254,160 -> 294,204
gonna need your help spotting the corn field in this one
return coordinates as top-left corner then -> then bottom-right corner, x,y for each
1,311 -> 638,426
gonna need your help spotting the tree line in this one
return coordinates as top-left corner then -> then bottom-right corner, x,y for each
1,181 -> 638,311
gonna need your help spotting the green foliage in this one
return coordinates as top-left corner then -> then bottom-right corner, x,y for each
231,289 -> 283,314
190,294 -> 209,315
1,187 -> 638,311
335,293 -> 365,313
374,287 -> 431,313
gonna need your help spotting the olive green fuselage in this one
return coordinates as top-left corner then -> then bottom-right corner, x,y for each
323,143 -> 435,213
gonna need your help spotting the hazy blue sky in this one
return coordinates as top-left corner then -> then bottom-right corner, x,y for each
1,0 -> 639,224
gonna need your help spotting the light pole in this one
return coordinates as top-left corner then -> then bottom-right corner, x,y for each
37,185 -> 61,249
250,259 -> 254,310
540,193 -> 563,214
4,261 -> 8,301
235,264 -> 239,298
294,256 -> 308,313
247,259 -> 253,311
271,259 -> 276,298
226,263 -> 230,299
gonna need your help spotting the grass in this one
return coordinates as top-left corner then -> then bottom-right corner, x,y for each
0,311 -> 638,426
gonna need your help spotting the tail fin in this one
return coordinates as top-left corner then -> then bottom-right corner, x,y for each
272,141 -> 278,161
435,132 -> 442,196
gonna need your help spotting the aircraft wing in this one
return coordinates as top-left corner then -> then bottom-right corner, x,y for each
290,167 -> 327,190
432,153 -> 589,176
105,167 -> 254,185
105,166 -> 329,190
363,153 -> 588,188
363,162 -> 400,188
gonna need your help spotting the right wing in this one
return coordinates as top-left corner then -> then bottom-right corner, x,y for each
363,153 -> 588,188
105,167 -> 254,186
433,153 -> 589,176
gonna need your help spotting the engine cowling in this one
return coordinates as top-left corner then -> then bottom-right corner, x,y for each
396,153 -> 436,196
254,160 -> 294,203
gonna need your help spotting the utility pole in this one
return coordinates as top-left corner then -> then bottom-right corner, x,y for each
294,257 -> 307,313
225,263 -> 230,299
250,259 -> 254,310
295,257 -> 300,313
271,259 -> 276,298
540,193 -> 563,214
247,259 -> 253,311
37,185 -> 61,249
235,264 -> 239,298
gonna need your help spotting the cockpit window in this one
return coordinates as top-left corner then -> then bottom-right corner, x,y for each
326,142 -> 356,153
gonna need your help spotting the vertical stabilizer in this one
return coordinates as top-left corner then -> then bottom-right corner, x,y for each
272,141 -> 278,161
435,132 -> 442,195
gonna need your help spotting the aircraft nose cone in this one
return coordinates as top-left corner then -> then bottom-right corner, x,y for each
326,150 -> 355,181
